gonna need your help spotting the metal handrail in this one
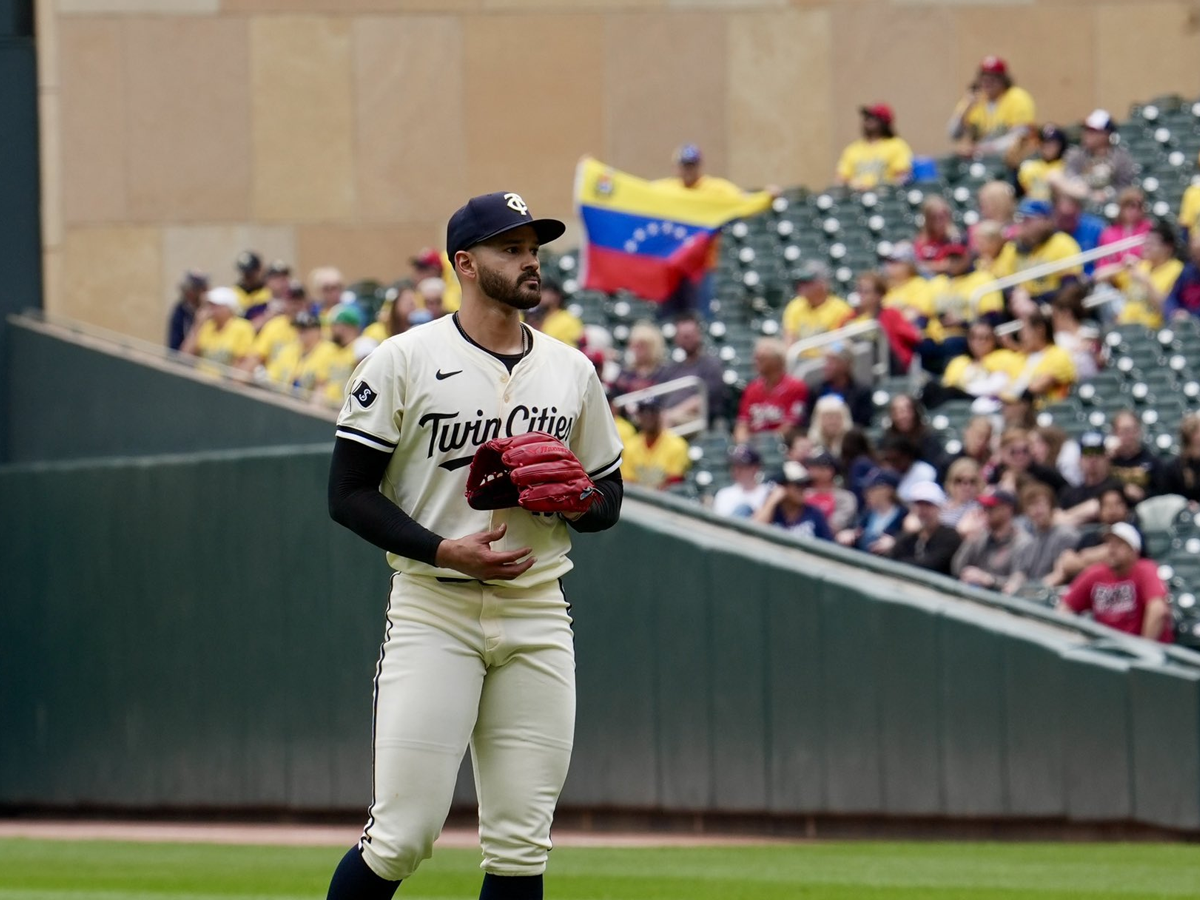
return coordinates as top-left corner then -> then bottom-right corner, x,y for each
785,318 -> 890,378
784,236 -> 1150,350
968,233 -> 1148,305
614,376 -> 707,438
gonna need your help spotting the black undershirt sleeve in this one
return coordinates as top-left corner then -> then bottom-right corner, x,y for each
329,437 -> 623,557
567,469 -> 623,533
328,437 -> 444,567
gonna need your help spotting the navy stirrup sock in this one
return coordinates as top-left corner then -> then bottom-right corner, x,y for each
327,845 -> 400,900
479,873 -> 543,900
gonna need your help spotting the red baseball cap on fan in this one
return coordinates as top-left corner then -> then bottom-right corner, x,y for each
411,247 -> 443,270
979,56 -> 1008,76
860,103 -> 895,127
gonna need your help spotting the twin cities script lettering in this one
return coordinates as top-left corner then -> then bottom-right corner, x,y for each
420,405 -> 575,461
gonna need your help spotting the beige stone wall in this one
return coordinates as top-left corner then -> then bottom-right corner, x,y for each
37,0 -> 1200,342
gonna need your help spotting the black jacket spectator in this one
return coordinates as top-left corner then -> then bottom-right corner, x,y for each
1058,431 -> 1123,522
892,526 -> 962,575
1059,476 -> 1124,511
1160,456 -> 1200,503
807,380 -> 873,429
806,349 -> 874,427
1110,446 -> 1163,498
168,302 -> 195,353
1158,414 -> 1200,501
1108,410 -> 1164,500
168,270 -> 209,352
882,394 -> 946,470
660,315 -> 727,427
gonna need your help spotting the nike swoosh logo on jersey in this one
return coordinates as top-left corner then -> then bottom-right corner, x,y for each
435,369 -> 463,380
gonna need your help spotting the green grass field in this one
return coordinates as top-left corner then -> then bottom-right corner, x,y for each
2,838 -> 1200,899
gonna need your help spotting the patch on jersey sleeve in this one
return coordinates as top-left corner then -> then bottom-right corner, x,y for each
351,381 -> 377,408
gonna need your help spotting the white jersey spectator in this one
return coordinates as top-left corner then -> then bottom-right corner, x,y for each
713,444 -> 772,519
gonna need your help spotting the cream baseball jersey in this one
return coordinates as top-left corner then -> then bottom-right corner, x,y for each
335,314 -> 623,588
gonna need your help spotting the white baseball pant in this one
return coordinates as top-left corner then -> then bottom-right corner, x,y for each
358,573 -> 576,881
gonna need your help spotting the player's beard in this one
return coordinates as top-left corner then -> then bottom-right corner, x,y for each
477,262 -> 542,311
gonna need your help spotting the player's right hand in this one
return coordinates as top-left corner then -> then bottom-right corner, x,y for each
435,523 -> 535,581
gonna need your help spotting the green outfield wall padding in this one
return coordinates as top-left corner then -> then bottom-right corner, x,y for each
2,451 -> 1200,832
2,324 -> 333,463
1002,637 -> 1069,817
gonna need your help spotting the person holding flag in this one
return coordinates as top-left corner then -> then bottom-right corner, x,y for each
654,144 -> 777,317
574,148 -> 776,318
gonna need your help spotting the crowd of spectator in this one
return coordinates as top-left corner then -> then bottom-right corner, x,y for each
701,403 -> 1186,643
591,61 -> 1200,644
167,250 -> 461,407
164,61 -> 1200,645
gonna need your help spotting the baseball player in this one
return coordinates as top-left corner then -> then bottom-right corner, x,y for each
325,191 -> 624,900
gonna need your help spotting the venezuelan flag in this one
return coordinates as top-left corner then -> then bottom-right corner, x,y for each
574,156 -> 772,302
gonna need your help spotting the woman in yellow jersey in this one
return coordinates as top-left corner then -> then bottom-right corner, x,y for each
924,320 -> 1022,409
1006,310 -> 1076,405
835,103 -> 914,191
1178,161 -> 1200,242
528,279 -> 584,347
1017,124 -> 1067,202
882,242 -> 937,333
948,56 -> 1036,159
929,244 -> 1005,327
267,311 -> 339,396
180,286 -> 256,374
1095,221 -> 1184,329
242,282 -> 311,375
364,282 -> 418,344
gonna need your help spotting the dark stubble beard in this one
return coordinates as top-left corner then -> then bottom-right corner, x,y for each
477,262 -> 542,311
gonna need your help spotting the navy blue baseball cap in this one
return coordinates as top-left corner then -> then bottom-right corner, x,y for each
863,467 -> 901,491
728,443 -> 761,466
636,395 -> 663,413
445,192 -> 566,265
1017,198 -> 1052,218
1040,124 -> 1067,146
804,450 -> 838,470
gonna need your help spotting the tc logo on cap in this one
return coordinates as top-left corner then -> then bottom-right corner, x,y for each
504,193 -> 529,216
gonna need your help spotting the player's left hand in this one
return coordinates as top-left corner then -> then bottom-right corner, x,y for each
501,432 -> 598,515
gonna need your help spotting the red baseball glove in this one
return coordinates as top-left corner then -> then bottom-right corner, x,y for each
465,432 -> 597,515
